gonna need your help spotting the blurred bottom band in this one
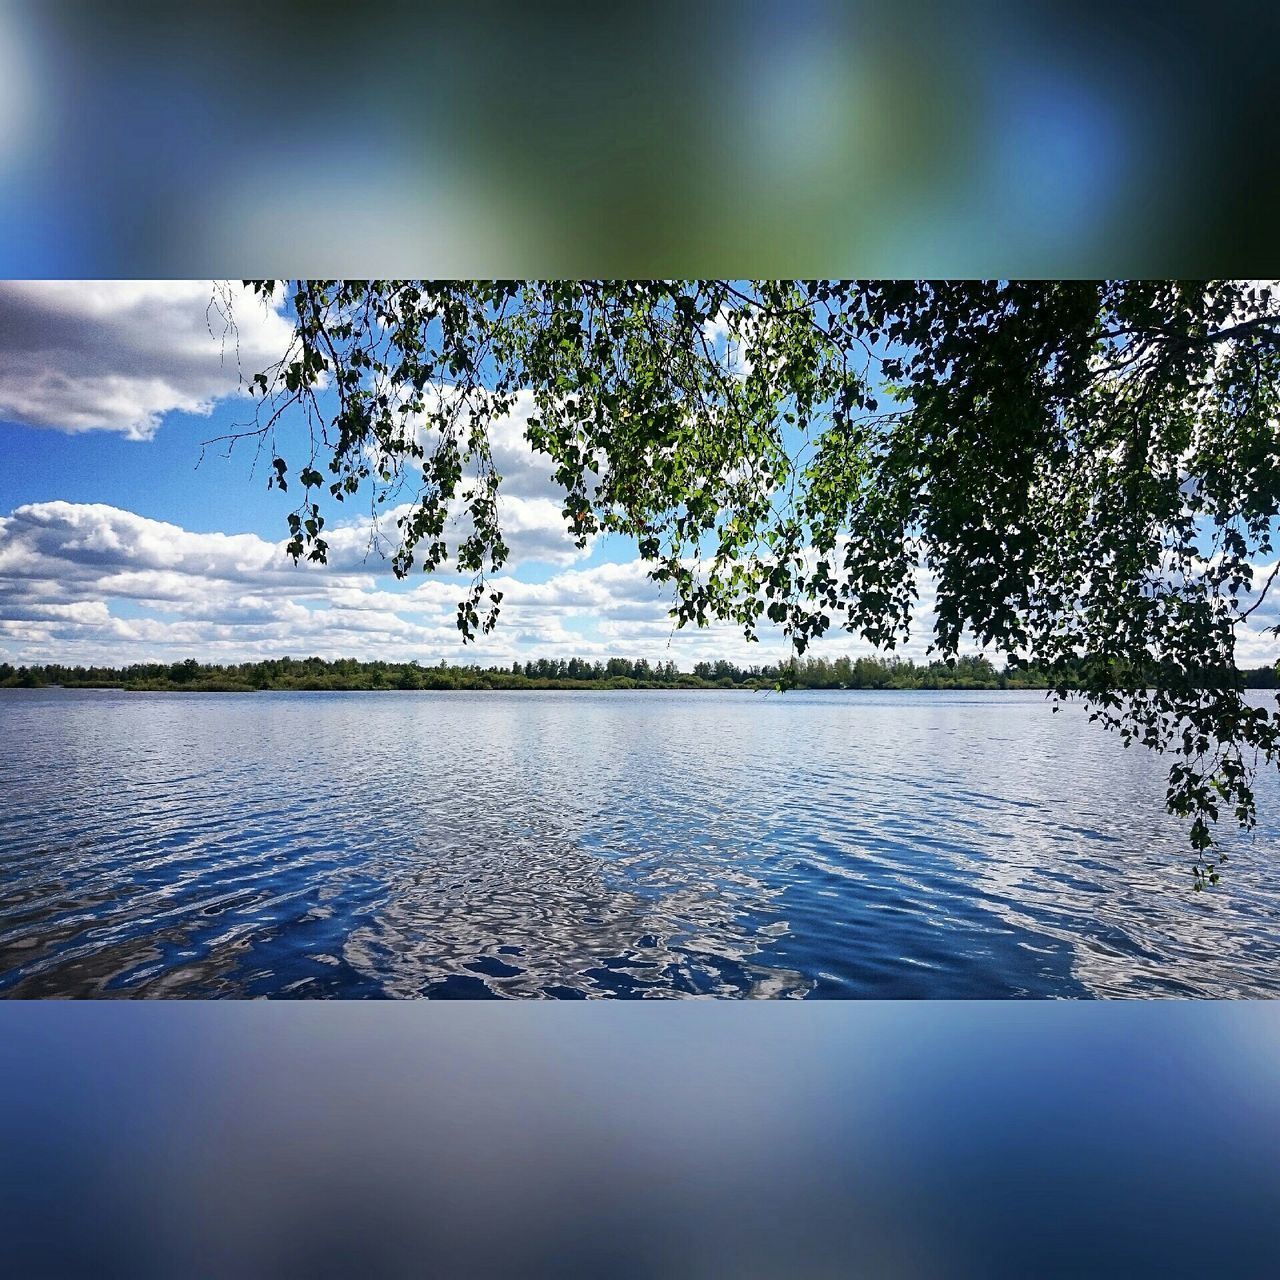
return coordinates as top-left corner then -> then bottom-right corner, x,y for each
0,1002 -> 1276,1279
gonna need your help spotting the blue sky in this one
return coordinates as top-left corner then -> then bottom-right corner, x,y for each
0,282 -> 793,669
3,412 -> 281,535
0,281 -> 1276,672
0,385 -> 635,584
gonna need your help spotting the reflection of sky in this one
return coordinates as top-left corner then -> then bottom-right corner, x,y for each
4,687 -> 1280,1000
343,820 -> 808,1000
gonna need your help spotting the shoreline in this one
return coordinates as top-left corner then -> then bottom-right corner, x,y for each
1,681 -> 1086,694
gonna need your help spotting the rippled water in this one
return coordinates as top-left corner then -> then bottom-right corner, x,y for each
2,687 -> 1279,998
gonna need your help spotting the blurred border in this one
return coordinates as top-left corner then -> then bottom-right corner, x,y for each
3,1002 -> 1279,1278
3,3 -> 1280,1275
0,1 -> 1277,276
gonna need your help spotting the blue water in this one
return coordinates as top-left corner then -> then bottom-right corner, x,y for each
2,687 -> 1278,997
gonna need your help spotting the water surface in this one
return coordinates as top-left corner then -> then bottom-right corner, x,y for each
2,687 -> 1278,997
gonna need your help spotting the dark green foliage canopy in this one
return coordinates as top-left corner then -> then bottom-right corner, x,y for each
221,280 -> 1280,884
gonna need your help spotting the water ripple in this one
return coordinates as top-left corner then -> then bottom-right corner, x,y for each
1,687 -> 1278,998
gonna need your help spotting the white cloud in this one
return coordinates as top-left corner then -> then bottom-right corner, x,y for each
484,388 -> 573,502
493,494 -> 591,567
349,385 -> 596,570
321,489 -> 590,576
2,499 -> 1276,674
1236,559 -> 1280,665
0,500 -> 910,668
0,281 -> 293,439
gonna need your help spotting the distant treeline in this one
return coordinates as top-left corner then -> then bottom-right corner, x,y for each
2,654 -> 1277,693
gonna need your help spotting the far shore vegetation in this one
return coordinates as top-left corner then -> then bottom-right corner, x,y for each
3,655 -> 1277,694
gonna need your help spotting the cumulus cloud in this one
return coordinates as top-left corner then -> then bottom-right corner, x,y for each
3,499 -> 1276,673
484,388 -> 572,502
0,280 -> 293,439
0,500 -> 912,668
492,494 -> 591,567
321,489 -> 590,575
1237,559 -> 1280,665
0,500 -> 628,666
340,384 -> 596,570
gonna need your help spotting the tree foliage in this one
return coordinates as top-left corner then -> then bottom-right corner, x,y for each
0,652 -> 1089,693
218,280 -> 1280,884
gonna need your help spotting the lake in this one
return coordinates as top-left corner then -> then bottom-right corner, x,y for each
2,687 -> 1278,998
